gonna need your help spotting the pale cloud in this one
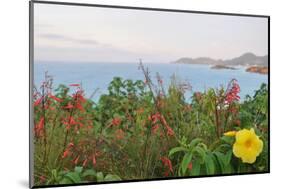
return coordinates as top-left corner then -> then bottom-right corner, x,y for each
39,33 -> 99,45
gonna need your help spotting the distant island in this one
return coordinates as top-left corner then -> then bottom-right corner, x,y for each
210,65 -> 237,70
246,66 -> 268,75
173,52 -> 268,74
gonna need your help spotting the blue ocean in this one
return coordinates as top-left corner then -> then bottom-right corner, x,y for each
34,62 -> 268,102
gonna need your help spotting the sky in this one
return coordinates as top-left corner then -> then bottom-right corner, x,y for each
34,3 -> 268,63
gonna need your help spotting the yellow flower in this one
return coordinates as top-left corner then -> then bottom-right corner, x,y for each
233,128 -> 263,164
224,131 -> 237,137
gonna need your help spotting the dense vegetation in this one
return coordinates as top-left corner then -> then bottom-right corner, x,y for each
33,63 -> 268,186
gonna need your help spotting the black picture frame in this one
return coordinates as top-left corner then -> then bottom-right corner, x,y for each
29,1 -> 270,188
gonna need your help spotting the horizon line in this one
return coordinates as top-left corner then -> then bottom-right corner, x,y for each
34,52 -> 268,64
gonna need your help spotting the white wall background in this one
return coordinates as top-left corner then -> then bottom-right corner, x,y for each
0,0 -> 278,188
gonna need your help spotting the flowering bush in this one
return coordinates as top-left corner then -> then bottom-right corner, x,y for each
33,65 -> 268,186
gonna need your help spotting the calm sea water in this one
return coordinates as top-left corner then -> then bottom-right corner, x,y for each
34,62 -> 268,102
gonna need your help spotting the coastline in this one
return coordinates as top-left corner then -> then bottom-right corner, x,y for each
173,62 -> 268,74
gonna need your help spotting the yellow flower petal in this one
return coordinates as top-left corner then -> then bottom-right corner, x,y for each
232,128 -> 263,164
224,131 -> 237,137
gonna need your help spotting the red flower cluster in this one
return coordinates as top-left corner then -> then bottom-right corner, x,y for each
33,96 -> 43,107
34,92 -> 62,109
149,112 -> 161,124
62,116 -> 84,131
62,142 -> 75,159
73,155 -> 80,165
61,140 -> 101,168
160,114 -> 175,136
92,154 -> 97,166
160,156 -> 173,176
73,91 -> 86,112
34,117 -> 44,137
225,80 -> 240,104
152,124 -> 160,134
39,175 -> 46,184
112,117 -> 122,127
48,93 -> 62,103
64,102 -> 74,109
62,84 -> 86,112
148,112 -> 175,136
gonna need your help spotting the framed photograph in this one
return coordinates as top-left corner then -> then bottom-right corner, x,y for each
30,1 -> 270,188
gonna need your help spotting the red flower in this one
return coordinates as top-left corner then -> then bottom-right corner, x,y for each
225,80 -> 240,104
160,115 -> 167,126
160,115 -> 175,137
75,102 -> 84,112
48,94 -> 62,102
68,142 -> 74,148
92,154 -> 96,166
160,156 -> 173,176
34,96 -> 43,107
62,150 -> 69,159
62,116 -> 78,130
112,117 -> 121,126
82,159 -> 88,167
73,91 -> 86,103
152,124 -> 160,134
69,116 -> 77,125
63,102 -> 74,109
40,175 -> 46,183
166,126 -> 175,136
150,112 -> 161,124
35,117 -> 44,137
74,156 -> 80,165
188,162 -> 193,171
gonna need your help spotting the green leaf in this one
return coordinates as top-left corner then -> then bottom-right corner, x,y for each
194,146 -> 206,163
181,153 -> 192,175
104,174 -> 121,181
169,147 -> 187,157
216,144 -> 231,151
59,178 -> 73,184
214,151 -> 233,174
205,154 -> 215,175
214,152 -> 225,172
190,160 -> 201,176
225,150 -> 233,164
64,172 -> 81,183
81,169 -> 96,178
51,169 -> 58,180
221,136 -> 235,144
74,166 -> 83,174
96,172 -> 104,182
189,138 -> 202,149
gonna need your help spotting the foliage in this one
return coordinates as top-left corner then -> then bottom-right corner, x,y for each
33,65 -> 268,186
